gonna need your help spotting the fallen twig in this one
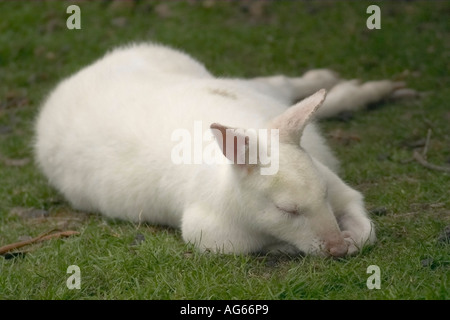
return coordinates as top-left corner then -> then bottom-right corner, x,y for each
413,150 -> 450,173
0,229 -> 80,255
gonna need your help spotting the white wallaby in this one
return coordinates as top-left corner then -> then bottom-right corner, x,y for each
35,43 -> 404,257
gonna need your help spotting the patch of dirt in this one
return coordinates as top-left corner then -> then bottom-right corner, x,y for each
10,207 -> 49,219
328,129 -> 361,145
370,207 -> 388,216
129,233 -> 145,247
9,206 -> 91,230
0,90 -> 29,110
437,225 -> 450,244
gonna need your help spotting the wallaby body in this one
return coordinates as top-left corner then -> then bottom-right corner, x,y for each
35,43 -> 402,256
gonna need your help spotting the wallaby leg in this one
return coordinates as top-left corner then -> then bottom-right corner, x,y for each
241,69 -> 340,104
315,79 -> 406,119
332,189 -> 376,255
313,160 -> 376,254
247,72 -> 416,119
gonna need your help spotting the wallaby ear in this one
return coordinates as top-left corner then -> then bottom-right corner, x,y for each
270,89 -> 327,143
210,123 -> 252,166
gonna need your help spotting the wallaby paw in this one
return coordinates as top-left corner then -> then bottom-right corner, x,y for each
342,230 -> 360,255
360,80 -> 419,103
360,80 -> 398,99
303,69 -> 341,89
392,81 -> 406,90
342,227 -> 376,255
389,87 -> 420,100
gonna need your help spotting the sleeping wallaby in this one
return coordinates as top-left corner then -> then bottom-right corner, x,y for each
35,43 -> 405,257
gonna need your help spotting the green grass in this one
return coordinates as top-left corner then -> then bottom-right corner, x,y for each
0,0 -> 449,300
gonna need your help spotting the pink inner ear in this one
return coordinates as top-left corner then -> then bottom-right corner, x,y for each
210,123 -> 227,153
210,123 -> 249,164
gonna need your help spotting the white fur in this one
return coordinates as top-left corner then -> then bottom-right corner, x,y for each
34,43 -> 401,256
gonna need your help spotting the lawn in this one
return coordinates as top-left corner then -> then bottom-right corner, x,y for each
0,0 -> 449,300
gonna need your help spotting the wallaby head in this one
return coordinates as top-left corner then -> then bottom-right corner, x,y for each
208,90 -> 349,257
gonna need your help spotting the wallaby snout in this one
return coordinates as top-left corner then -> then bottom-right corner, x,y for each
327,240 -> 348,258
325,233 -> 349,258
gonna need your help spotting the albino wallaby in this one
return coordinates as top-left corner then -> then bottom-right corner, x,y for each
35,43 -> 405,257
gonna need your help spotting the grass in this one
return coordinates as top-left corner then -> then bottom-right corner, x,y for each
0,0 -> 449,300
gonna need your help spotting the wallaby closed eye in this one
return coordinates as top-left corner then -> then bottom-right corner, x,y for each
276,205 -> 301,216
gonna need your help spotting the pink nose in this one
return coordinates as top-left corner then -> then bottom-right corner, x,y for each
327,242 -> 348,258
